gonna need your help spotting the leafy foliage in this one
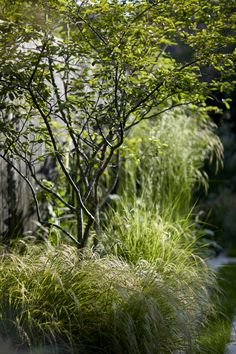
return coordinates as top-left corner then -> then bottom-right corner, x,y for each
0,0 -> 235,245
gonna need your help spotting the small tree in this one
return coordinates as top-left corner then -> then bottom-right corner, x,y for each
0,0 -> 235,247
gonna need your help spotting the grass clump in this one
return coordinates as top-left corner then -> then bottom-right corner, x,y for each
0,243 -> 214,354
120,107 -> 223,218
102,202 -> 216,348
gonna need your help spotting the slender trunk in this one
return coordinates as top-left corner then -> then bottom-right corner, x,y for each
76,205 -> 83,246
79,216 -> 94,249
93,206 -> 100,250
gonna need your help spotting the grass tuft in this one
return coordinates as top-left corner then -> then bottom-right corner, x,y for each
0,244 -> 213,353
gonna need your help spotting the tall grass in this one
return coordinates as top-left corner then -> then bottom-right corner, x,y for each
101,201 -> 216,346
120,107 -> 223,219
102,106 -> 221,291
100,107 -> 222,351
0,243 -> 214,353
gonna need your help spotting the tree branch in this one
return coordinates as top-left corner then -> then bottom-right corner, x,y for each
125,101 -> 197,131
0,153 -> 41,222
28,87 -> 94,222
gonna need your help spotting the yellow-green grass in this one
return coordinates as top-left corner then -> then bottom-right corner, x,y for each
0,243 -> 215,353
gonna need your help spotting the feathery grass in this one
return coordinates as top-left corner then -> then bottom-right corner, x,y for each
0,243 -> 215,354
102,202 -> 216,336
120,107 -> 223,219
99,107 -> 221,352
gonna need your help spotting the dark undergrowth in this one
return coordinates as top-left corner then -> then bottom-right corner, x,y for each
195,264 -> 236,354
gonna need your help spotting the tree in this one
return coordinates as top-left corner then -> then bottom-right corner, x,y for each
0,0 -> 235,247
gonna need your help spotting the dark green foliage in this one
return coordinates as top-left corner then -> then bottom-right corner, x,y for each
196,264 -> 236,354
198,122 -> 236,253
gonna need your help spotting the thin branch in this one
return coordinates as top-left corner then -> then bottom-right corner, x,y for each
0,152 -> 80,246
47,51 -> 90,190
114,64 -> 121,118
3,107 -> 33,158
28,87 -> 94,222
28,162 -> 76,211
44,222 -> 80,246
98,151 -> 120,209
177,58 -> 200,72
8,145 -> 75,211
125,101 -> 196,131
124,56 -> 203,122
0,153 -> 41,222
28,40 -> 48,88
76,14 -> 108,46
84,123 -> 123,202
116,2 -> 157,50
95,117 -> 113,148
74,19 -> 106,63
125,92 -> 174,129
124,81 -> 164,120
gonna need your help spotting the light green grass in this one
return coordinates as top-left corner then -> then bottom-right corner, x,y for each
102,201 -> 217,342
99,107 -> 222,352
120,107 -> 223,219
0,243 -> 215,354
